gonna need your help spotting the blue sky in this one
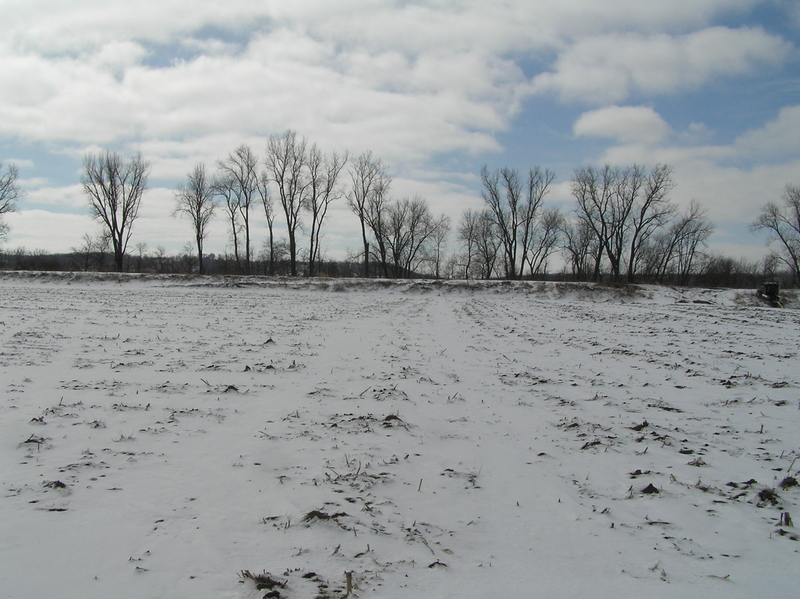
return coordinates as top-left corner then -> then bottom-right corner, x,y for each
2,0 -> 799,265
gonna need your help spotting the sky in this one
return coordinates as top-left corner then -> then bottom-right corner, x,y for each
1,0 -> 799,266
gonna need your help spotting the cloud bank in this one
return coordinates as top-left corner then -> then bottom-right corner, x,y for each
1,0 -> 797,262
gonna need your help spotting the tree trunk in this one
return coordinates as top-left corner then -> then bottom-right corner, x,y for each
197,233 -> 204,275
289,230 -> 297,276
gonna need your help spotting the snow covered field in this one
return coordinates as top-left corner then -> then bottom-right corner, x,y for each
1,273 -> 799,599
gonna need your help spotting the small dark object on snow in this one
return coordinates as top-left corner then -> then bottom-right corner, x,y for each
382,414 -> 403,427
21,434 -> 47,447
774,528 -> 800,541
757,488 -> 781,506
630,420 -> 648,431
240,570 -> 286,591
428,560 -> 448,568
779,476 -> 798,489
302,509 -> 348,522
758,281 -> 783,306
263,591 -> 281,599
641,483 -> 660,494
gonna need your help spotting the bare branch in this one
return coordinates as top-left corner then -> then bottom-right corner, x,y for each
174,163 -> 218,275
266,130 -> 308,276
81,151 -> 149,272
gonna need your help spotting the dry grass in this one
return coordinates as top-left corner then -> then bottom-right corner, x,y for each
239,570 -> 287,591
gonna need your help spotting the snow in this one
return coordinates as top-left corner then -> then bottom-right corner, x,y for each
1,273 -> 799,598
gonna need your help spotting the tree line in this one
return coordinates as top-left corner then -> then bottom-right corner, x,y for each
460,163 -> 714,285
76,131 -> 454,280
1,147 -> 799,286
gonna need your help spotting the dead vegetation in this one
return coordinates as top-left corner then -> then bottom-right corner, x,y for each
239,570 -> 286,591
302,509 -> 350,523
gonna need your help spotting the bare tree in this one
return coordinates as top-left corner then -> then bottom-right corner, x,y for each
386,197 -> 413,277
481,165 -> 554,279
572,165 -> 616,281
96,232 -> 112,271
625,164 -> 675,282
761,252 -> 780,281
384,196 -> 442,278
0,162 -> 21,240
457,208 -> 503,280
70,233 -> 96,271
441,254 -> 461,280
698,252 -> 760,288
70,231 -> 109,272
605,166 -> 642,281
672,203 -> 713,285
176,242 -> 196,273
174,163 -> 217,275
267,130 -> 308,276
520,167 -> 557,277
457,209 -> 481,279
656,199 -> 713,284
751,184 -> 800,283
428,214 -> 451,279
525,207 -> 564,279
81,151 -> 149,272
216,146 -> 259,274
306,146 -> 347,277
481,166 -> 521,279
133,242 -> 149,273
559,217 -> 596,280
257,170 -> 277,276
347,151 -> 391,277
154,245 -> 169,273
572,164 -> 674,283
213,172 -> 243,273
260,237 -> 290,275
364,179 -> 393,277
472,209 -> 501,280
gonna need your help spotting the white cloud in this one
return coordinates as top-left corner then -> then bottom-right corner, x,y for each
573,105 -> 671,144
91,40 -> 147,75
0,52 -> 144,143
2,1 -> 778,163
0,24 -> 518,165
23,184 -> 86,208
585,106 -> 800,225
19,177 -> 48,189
3,0 -> 763,57
5,158 -> 34,169
532,27 -> 791,103
733,105 -> 800,160
4,210 -> 95,252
